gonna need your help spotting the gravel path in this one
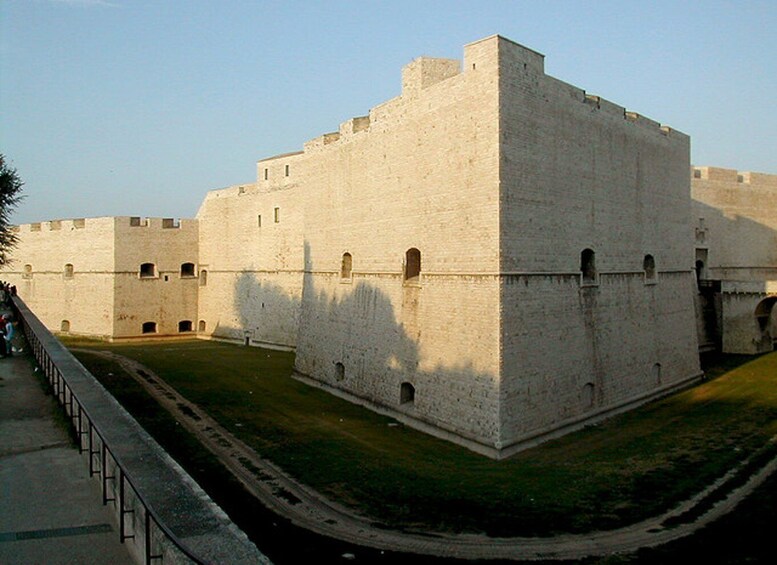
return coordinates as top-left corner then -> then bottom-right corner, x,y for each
74,349 -> 777,561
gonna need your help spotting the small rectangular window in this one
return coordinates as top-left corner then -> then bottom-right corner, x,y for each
285,164 -> 289,177
264,168 -> 268,180
274,207 -> 280,223
257,215 -> 262,227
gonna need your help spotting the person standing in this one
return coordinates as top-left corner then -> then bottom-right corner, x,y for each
0,316 -> 7,358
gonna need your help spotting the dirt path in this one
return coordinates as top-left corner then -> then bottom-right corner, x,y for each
75,349 -> 777,561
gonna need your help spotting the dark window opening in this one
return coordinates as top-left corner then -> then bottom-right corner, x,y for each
341,253 -> 352,279
142,322 -> 157,334
178,320 -> 193,332
335,362 -> 345,381
583,382 -> 595,409
199,269 -> 208,286
274,207 -> 280,223
643,254 -> 656,280
405,248 -> 421,282
695,260 -> 705,288
180,262 -> 195,277
400,382 -> 415,405
581,249 -> 596,283
198,320 -> 206,332
61,320 -> 70,332
64,263 -> 74,279
285,164 -> 290,177
140,263 -> 156,278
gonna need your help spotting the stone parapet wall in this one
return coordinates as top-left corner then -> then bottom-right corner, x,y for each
14,296 -> 269,564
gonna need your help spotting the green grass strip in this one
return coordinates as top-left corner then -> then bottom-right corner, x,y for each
65,337 -> 777,537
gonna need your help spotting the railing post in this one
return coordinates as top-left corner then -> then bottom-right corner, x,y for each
76,402 -> 86,453
88,422 -> 100,477
145,508 -> 164,563
102,442 -> 116,506
119,469 -> 135,543
67,381 -> 74,417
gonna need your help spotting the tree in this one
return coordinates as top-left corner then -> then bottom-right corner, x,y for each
0,154 -> 25,266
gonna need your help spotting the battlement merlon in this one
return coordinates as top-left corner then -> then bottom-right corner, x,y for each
401,57 -> 461,97
692,166 -> 777,188
262,34 -> 684,162
11,216 -> 198,234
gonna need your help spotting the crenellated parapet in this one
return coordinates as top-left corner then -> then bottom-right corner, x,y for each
692,166 -> 777,188
12,216 -> 198,234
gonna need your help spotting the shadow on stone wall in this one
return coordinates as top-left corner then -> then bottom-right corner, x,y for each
219,242 -> 502,452
692,200 -> 777,352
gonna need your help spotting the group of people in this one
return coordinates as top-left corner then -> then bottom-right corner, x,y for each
0,281 -> 16,304
0,281 -> 18,358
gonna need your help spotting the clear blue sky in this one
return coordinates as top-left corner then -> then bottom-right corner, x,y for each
1,0 -> 775,224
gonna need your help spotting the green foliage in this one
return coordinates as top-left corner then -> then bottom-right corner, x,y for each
68,338 -> 777,537
0,154 -> 24,265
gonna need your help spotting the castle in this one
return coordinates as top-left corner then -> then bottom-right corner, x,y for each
3,36 -> 775,458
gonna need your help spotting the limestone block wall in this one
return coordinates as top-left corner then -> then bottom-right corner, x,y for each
293,40 -> 504,449
500,273 -> 699,449
495,35 -> 700,449
691,167 -> 777,281
112,217 -> 199,337
0,218 -> 116,337
720,281 -> 777,354
196,169 -> 305,347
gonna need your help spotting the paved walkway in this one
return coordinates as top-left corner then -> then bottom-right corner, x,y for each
0,350 -> 134,565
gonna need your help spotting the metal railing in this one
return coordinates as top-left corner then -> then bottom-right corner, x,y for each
12,297 -> 210,565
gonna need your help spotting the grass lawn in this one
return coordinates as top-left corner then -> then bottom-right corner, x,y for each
65,338 -> 777,538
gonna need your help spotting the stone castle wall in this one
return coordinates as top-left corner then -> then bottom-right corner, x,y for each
691,168 -> 777,354
496,36 -> 700,451
112,217 -> 199,337
691,167 -> 777,281
0,216 -> 199,339
3,35 -> 754,457
290,40 -> 504,449
1,217 -> 116,337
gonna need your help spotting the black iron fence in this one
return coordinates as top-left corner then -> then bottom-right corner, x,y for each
11,296 -> 219,565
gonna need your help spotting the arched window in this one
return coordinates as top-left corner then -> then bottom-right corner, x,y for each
643,254 -> 656,281
140,263 -> 156,278
142,321 -> 157,334
178,320 -> 193,332
400,382 -> 415,405
199,269 -> 208,286
198,320 -> 206,332
64,264 -> 74,279
582,382 -> 595,409
580,249 -> 596,283
23,264 -> 32,279
755,297 -> 777,334
341,253 -> 352,279
652,363 -> 662,384
405,248 -> 421,282
334,362 -> 345,381
61,320 -> 71,332
180,262 -> 195,277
